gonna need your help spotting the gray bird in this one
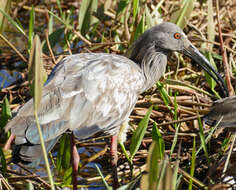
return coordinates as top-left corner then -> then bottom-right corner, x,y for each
6,22 -> 228,166
204,95 -> 236,128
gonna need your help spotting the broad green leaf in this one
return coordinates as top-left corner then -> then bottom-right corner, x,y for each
130,106 -> 152,159
147,142 -> 160,190
0,97 -> 12,129
170,0 -> 195,29
56,134 -> 71,172
63,167 -> 72,185
152,122 -> 165,159
78,0 -> 98,35
141,142 -> 169,190
28,35 -> 48,110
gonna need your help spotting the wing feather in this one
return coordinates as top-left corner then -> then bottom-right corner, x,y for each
7,53 -> 145,145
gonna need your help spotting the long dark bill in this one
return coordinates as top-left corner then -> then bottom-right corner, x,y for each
182,43 -> 229,97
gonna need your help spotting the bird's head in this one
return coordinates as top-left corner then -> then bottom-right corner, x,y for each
128,22 -> 228,97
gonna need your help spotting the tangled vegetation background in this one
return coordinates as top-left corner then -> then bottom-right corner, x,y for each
0,0 -> 236,189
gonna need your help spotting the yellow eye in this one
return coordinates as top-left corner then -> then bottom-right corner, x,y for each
174,33 -> 181,39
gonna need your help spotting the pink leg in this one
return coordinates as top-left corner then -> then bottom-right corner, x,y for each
71,133 -> 80,190
3,134 -> 15,150
110,135 -> 119,188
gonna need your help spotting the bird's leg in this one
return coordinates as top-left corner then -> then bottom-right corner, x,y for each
3,134 -> 15,150
70,133 -> 80,190
110,135 -> 119,188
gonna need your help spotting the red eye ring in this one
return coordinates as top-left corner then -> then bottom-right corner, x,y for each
174,33 -> 181,39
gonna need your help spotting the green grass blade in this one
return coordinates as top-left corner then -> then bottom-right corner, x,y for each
28,35 -> 48,109
116,0 -> 129,17
170,0 -> 194,29
172,159 -> 180,190
26,182 -> 34,190
28,6 -> 35,52
156,81 -> 170,105
0,97 -> 12,129
78,0 -> 98,35
29,35 -> 54,189
204,52 -> 220,98
188,136 -> 196,190
95,164 -> 112,189
48,9 -> 54,35
198,116 -> 209,161
0,147 -> 7,176
156,81 -> 175,115
130,106 -> 152,159
163,78 -> 215,98
0,0 -> 11,33
170,95 -> 180,156
133,0 -> 139,20
119,141 -> 131,163
56,0 -> 64,19
196,117 -> 222,156
48,10 -> 72,29
170,124 -> 180,156
63,167 -> 72,185
0,7 -> 27,37
132,14 -> 145,43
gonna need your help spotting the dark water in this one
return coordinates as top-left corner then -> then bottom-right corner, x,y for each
0,69 -> 22,88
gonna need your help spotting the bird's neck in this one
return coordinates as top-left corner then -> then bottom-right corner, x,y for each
129,45 -> 168,92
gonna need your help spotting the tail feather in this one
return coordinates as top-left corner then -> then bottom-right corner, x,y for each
12,136 -> 60,167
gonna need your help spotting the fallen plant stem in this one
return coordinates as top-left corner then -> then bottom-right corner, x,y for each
216,0 -> 234,96
0,33 -> 27,63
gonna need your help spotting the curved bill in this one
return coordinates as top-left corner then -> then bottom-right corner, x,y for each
181,42 -> 228,97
